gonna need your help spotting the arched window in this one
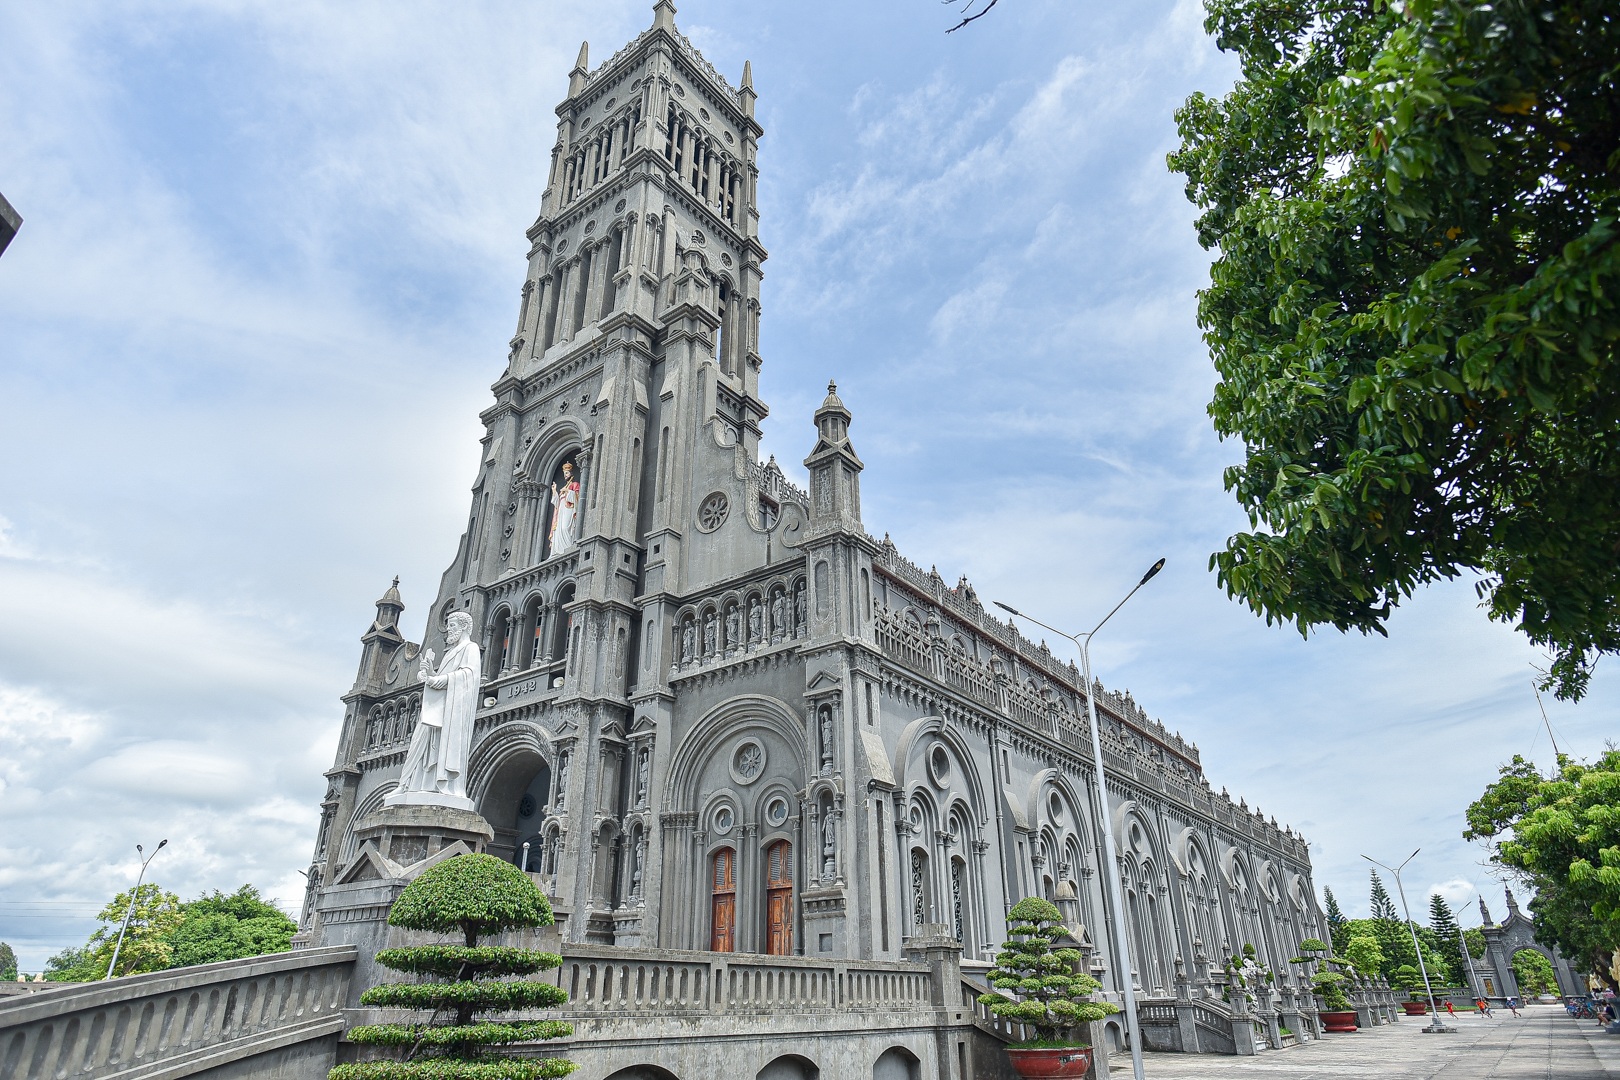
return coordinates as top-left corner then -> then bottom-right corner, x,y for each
553,583 -> 576,662
950,856 -> 966,945
910,848 -> 930,927
766,840 -> 793,956
711,847 -> 736,952
487,608 -> 512,678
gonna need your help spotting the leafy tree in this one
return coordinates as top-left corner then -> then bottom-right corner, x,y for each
166,886 -> 296,968
1323,887 -> 1350,953
0,942 -> 16,981
43,946 -> 102,983
1465,750 -> 1620,988
333,853 -> 574,1080
1370,872 -> 1399,922
1463,926 -> 1486,960
1428,893 -> 1467,986
1510,948 -> 1558,996
1344,934 -> 1385,979
1169,0 -> 1620,701
979,897 -> 1121,1046
47,883 -> 185,980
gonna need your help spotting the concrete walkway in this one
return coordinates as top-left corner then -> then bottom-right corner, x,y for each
1133,1005 -> 1620,1078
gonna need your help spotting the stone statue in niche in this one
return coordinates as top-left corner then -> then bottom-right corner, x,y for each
819,710 -> 834,773
747,598 -> 762,644
794,585 -> 807,634
771,592 -> 786,640
822,810 -> 837,880
636,749 -> 650,806
388,611 -> 481,809
703,612 -> 718,656
548,460 -> 581,555
555,754 -> 569,810
631,834 -> 646,897
725,606 -> 741,651
681,620 -> 695,662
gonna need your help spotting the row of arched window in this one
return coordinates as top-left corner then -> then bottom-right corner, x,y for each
675,578 -> 808,667
559,100 -> 644,205
363,696 -> 421,751
665,103 -> 743,225
485,583 -> 578,680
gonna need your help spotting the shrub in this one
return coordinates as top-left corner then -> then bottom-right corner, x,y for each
1312,971 -> 1353,1012
977,897 -> 1120,1046
331,854 -> 574,1080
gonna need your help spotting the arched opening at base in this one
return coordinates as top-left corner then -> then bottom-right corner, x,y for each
757,1054 -> 818,1080
872,1047 -> 919,1080
604,1068 -> 680,1080
476,749 -> 550,864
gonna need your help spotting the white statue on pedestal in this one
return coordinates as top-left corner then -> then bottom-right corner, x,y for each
548,461 -> 580,555
387,610 -> 481,810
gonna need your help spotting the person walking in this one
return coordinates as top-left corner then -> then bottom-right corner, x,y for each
1445,1000 -> 1458,1019
1478,998 -> 1494,1018
1507,997 -> 1521,1018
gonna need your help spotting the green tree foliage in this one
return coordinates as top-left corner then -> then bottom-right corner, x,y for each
167,886 -> 296,968
1323,887 -> 1350,953
0,942 -> 16,981
1465,750 -> 1620,988
1370,872 -> 1399,922
1344,934 -> 1385,979
978,897 -> 1121,1046
1168,0 -> 1620,701
43,882 -> 185,980
333,853 -> 574,1080
42,883 -> 296,981
1428,893 -> 1467,986
1510,948 -> 1558,995
1463,926 -> 1486,960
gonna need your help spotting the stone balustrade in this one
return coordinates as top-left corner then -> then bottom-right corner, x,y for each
0,946 -> 357,1080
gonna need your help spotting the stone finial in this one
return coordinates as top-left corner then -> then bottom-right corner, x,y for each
1505,886 -> 1521,917
1479,895 -> 1493,925
653,0 -> 677,31
574,40 -> 589,71
742,59 -> 753,89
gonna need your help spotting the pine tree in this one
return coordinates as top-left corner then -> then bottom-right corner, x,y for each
333,853 -> 574,1080
1428,893 -> 1466,988
1323,888 -> 1350,954
1370,871 -> 1399,922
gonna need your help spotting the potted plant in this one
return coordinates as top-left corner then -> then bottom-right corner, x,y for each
979,897 -> 1121,1078
1290,939 -> 1357,1033
1392,964 -> 1432,1015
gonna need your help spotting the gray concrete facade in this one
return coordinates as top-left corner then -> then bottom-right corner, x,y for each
291,4 -> 1333,1074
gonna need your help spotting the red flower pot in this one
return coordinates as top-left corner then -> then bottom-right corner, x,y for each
1005,1046 -> 1095,1078
1320,1010 -> 1359,1032
1402,1001 -> 1431,1016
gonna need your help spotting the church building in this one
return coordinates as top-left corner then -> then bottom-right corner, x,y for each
296,2 -> 1329,1052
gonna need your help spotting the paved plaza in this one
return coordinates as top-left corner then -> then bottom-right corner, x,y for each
1135,1005 -> 1620,1078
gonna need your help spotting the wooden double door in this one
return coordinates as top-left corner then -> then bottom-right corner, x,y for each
710,840 -> 794,955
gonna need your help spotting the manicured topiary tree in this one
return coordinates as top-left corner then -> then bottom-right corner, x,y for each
978,897 -> 1120,1047
331,853 -> 574,1080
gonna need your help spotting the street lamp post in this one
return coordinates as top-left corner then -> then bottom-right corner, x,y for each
107,839 -> 168,980
1363,850 -> 1454,1033
996,556 -> 1164,1080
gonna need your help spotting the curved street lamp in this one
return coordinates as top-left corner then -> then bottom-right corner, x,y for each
996,556 -> 1164,1080
107,839 -> 168,980
1362,849 -> 1455,1033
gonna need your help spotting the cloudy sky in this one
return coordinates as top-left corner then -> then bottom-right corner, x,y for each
1,0 -> 1612,973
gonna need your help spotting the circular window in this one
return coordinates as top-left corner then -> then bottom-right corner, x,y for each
674,84 -> 686,98
605,98 -> 617,109
909,804 -> 923,830
928,744 -> 951,787
1049,793 -> 1064,821
766,796 -> 790,827
518,793 -> 537,819
697,492 -> 730,532
724,130 -> 735,145
730,738 -> 766,785
699,107 -> 711,121
615,198 -> 627,213
713,805 -> 735,834
691,229 -> 707,247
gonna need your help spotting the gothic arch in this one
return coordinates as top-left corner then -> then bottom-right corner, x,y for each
521,417 -> 587,480
468,721 -> 556,806
665,694 -> 808,808
892,715 -> 989,825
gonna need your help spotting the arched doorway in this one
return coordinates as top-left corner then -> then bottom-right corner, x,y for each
757,1055 -> 817,1080
476,749 -> 550,865
711,846 -> 736,952
765,840 -> 793,956
1510,947 -> 1558,997
872,1047 -> 920,1080
604,1068 -> 679,1080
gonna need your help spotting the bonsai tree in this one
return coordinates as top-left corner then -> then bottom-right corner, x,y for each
1312,970 -> 1353,1012
331,853 -> 575,1080
978,897 -> 1121,1046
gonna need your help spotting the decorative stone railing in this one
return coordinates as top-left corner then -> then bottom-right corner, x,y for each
554,945 -> 935,1017
0,946 -> 357,1080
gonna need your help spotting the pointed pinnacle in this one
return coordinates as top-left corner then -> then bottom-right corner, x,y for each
574,40 -> 589,72
742,60 -> 753,89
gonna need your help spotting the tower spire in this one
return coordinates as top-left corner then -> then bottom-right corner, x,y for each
653,0 -> 677,31
568,40 -> 590,95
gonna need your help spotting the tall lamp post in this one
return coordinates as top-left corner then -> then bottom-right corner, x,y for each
996,556 -> 1164,1080
1362,849 -> 1454,1033
107,839 -> 167,980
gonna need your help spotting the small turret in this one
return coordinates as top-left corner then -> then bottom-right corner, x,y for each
804,380 -> 865,531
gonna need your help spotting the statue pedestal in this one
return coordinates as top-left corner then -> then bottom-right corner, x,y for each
355,802 -> 493,867
384,789 -> 476,812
